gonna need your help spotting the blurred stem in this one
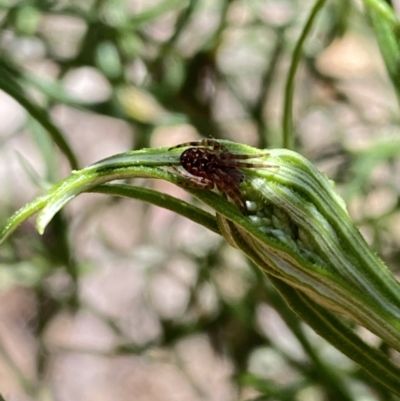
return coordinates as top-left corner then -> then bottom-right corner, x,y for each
282,0 -> 326,149
129,0 -> 189,26
253,29 -> 285,149
262,276 -> 354,401
168,0 -> 199,45
90,183 -> 220,235
0,63 -> 79,170
364,0 -> 400,103
363,0 -> 400,27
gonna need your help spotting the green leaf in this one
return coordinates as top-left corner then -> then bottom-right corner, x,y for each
2,140 -> 400,394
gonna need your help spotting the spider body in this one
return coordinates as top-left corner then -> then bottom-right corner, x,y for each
170,139 -> 269,213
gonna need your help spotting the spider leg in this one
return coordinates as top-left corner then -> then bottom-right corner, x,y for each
225,161 -> 277,169
169,139 -> 225,152
217,150 -> 276,169
198,139 -> 223,152
222,182 -> 247,212
169,141 -> 202,150
213,170 -> 247,213
221,152 -> 267,160
171,166 -> 215,189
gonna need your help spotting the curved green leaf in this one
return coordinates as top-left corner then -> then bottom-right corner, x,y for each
1,140 -> 400,394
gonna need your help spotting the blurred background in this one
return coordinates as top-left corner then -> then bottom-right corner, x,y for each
0,0 -> 400,400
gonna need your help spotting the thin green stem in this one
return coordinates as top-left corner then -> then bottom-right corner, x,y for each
282,0 -> 326,149
90,183 -> 220,235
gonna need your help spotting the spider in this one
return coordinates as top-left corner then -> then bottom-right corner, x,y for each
169,139 -> 271,213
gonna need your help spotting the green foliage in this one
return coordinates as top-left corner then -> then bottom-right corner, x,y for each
1,0 -> 400,400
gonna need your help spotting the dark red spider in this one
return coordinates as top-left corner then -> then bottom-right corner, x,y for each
169,139 -> 270,213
